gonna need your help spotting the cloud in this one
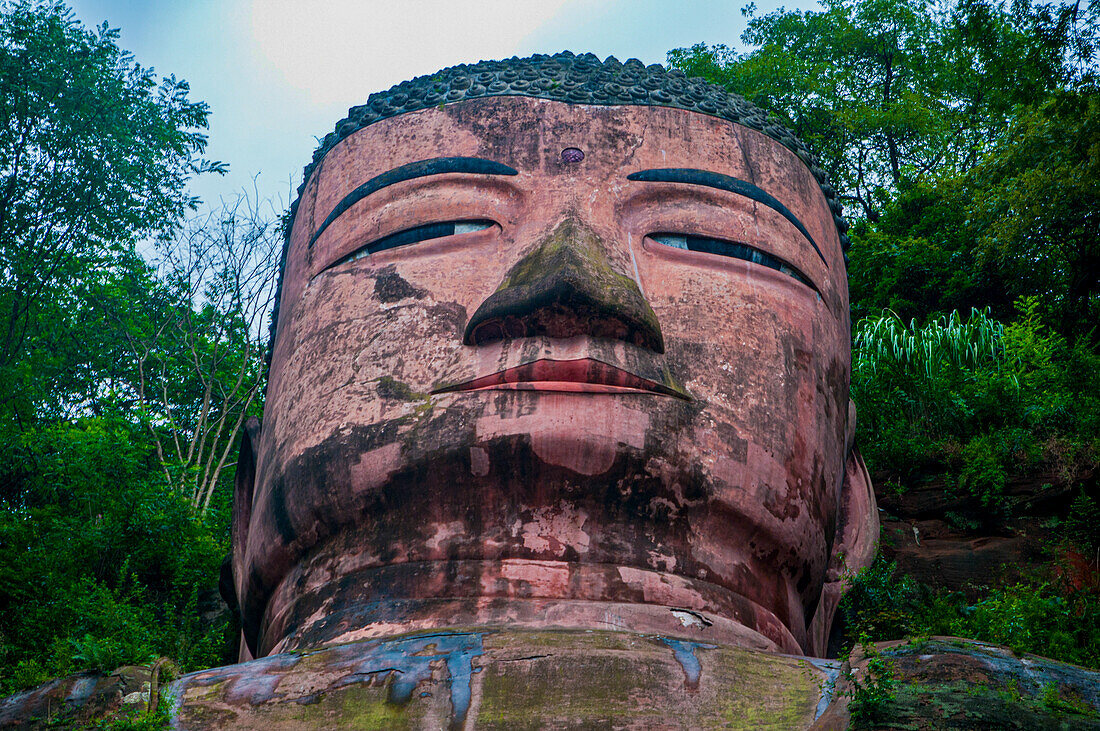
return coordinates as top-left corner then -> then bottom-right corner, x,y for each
250,0 -> 572,107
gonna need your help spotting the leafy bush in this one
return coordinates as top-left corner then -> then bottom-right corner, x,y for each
840,555 -> 1100,669
841,557 -> 925,640
960,583 -> 1100,664
1065,491 -> 1100,552
852,302 -> 1099,515
845,637 -> 898,727
0,418 -> 236,695
953,434 -> 1008,511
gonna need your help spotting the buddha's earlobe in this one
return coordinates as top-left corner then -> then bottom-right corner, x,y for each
229,416 -> 261,658
806,400 -> 878,657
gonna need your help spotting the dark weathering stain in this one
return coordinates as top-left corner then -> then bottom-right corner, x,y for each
425,300 -> 468,339
447,97 -> 542,172
374,265 -> 427,302
241,418 -> 407,652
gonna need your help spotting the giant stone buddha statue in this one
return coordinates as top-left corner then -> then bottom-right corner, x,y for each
217,52 -> 878,727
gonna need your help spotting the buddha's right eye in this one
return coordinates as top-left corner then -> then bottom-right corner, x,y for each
326,220 -> 494,270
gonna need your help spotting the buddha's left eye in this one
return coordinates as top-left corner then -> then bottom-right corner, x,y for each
329,220 -> 494,269
650,233 -> 815,290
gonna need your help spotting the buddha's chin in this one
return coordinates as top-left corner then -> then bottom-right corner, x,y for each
243,429 -> 828,658
257,558 -> 806,658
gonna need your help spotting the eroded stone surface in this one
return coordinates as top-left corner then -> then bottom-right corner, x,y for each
234,74 -> 878,659
819,637 -> 1100,730
170,628 -> 836,730
0,665 -> 153,729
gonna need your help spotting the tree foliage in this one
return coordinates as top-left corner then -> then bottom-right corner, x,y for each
668,0 -> 1086,216
123,195 -> 278,513
0,418 -> 234,693
969,91 -> 1100,340
846,86 -> 1099,343
0,0 -> 223,425
0,2 -> 266,693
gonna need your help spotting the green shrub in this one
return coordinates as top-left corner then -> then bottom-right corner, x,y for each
842,556 -> 925,640
954,434 -> 1009,512
0,418 -> 235,695
840,551 -> 1100,669
852,301 -> 1100,510
959,584 -> 1100,664
846,637 -> 898,727
1065,491 -> 1100,551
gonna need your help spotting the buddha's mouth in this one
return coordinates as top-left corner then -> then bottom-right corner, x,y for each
432,357 -> 690,399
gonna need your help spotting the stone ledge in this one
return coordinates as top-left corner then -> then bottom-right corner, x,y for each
170,627 -> 836,730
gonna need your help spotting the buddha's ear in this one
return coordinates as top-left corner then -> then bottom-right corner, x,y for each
227,416 -> 261,661
807,400 -> 878,657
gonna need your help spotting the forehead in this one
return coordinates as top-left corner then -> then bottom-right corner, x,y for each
281,96 -> 847,321
302,99 -> 836,243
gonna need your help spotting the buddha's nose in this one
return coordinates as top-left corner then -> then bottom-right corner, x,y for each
464,217 -> 664,353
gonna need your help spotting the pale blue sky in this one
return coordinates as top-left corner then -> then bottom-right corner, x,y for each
67,0 -> 810,211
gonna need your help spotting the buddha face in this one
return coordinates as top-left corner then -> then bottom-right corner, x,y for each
234,95 -> 875,658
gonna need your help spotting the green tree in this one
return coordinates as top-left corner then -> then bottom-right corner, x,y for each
969,90 -> 1100,342
122,194 -> 280,513
0,0 -> 223,428
0,2 -> 251,692
668,0 -> 1074,217
847,85 -> 1099,342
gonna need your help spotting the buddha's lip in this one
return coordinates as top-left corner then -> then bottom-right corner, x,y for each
432,358 -> 690,399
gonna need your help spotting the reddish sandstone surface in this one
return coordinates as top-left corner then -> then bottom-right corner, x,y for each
233,96 -> 877,660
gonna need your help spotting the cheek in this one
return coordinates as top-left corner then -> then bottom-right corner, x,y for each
651,268 -> 844,522
264,265 -> 473,462
652,271 -> 821,428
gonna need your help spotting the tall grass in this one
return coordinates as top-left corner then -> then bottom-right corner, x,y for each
854,308 -> 1006,380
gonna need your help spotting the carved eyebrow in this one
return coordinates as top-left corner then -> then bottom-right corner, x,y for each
309,157 -> 518,248
626,168 -> 827,267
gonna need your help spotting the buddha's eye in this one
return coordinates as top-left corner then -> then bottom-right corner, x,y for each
328,220 -> 495,269
650,233 -> 815,290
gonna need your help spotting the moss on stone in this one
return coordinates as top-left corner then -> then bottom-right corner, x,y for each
181,679 -> 227,704
473,631 -> 822,729
710,651 -> 821,730
279,683 -> 420,730
375,376 -> 423,402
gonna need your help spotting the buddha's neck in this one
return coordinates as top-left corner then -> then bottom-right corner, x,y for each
257,558 -> 803,657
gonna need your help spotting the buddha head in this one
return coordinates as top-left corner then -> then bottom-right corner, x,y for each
229,53 -> 877,660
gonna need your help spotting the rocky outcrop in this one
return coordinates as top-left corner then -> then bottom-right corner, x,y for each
818,637 -> 1100,730
0,664 -> 154,729
881,517 -> 1045,593
876,469 -> 1094,593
